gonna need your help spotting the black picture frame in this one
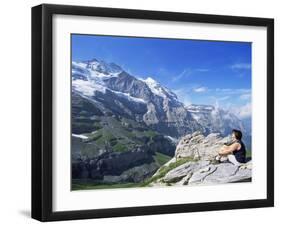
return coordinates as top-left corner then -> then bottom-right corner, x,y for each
32,3 -> 274,222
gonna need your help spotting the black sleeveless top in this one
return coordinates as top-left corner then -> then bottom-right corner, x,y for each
232,140 -> 246,163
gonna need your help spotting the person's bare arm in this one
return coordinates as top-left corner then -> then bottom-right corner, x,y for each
219,143 -> 240,155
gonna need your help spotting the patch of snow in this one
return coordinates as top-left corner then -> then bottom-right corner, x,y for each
72,79 -> 106,96
111,90 -> 146,103
165,135 -> 178,144
72,76 -> 146,104
72,134 -> 88,139
72,62 -> 90,78
72,61 -> 88,68
162,86 -> 178,99
84,59 -> 123,75
186,104 -> 215,112
72,61 -> 120,83
190,113 -> 201,121
187,109 -> 200,113
140,77 -> 167,98
88,70 -> 119,80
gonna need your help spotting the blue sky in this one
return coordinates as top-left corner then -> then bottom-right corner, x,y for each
72,34 -> 252,118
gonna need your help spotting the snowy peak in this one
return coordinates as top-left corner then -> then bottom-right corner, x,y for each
141,77 -> 163,97
142,77 -> 158,86
72,58 -> 179,102
84,58 -> 123,75
140,77 -> 178,100
72,59 -> 121,84
72,59 -> 149,105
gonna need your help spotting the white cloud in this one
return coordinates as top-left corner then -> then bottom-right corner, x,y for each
232,102 -> 252,119
172,68 -> 210,82
173,89 -> 192,106
240,93 -> 251,100
193,86 -> 207,93
172,68 -> 192,82
231,63 -> 251,70
208,96 -> 227,108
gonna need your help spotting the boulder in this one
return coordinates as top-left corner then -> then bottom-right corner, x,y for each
175,131 -> 229,160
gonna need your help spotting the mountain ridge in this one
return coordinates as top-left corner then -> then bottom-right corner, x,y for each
72,58 -> 248,139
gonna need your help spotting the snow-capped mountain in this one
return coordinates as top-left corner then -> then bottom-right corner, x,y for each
186,104 -> 245,136
72,58 -> 247,139
140,77 -> 178,101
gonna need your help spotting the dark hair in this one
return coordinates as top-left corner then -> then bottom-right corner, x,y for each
232,129 -> 242,140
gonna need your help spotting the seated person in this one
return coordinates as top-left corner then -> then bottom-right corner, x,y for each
215,129 -> 246,166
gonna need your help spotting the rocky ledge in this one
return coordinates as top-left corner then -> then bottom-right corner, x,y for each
149,131 -> 252,187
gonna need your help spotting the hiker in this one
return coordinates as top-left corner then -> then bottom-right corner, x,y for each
215,129 -> 246,166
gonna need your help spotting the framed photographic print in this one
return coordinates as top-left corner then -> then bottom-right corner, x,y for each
32,4 -> 274,221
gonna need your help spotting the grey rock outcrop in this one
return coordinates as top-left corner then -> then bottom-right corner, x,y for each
149,131 -> 252,187
175,131 -> 229,160
151,160 -> 252,187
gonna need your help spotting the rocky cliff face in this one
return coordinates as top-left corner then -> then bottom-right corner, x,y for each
71,88 -> 176,183
72,146 -> 158,182
148,131 -> 252,187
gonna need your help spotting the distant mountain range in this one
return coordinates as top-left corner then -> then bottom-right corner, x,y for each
71,58 -> 251,186
72,58 -> 249,138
